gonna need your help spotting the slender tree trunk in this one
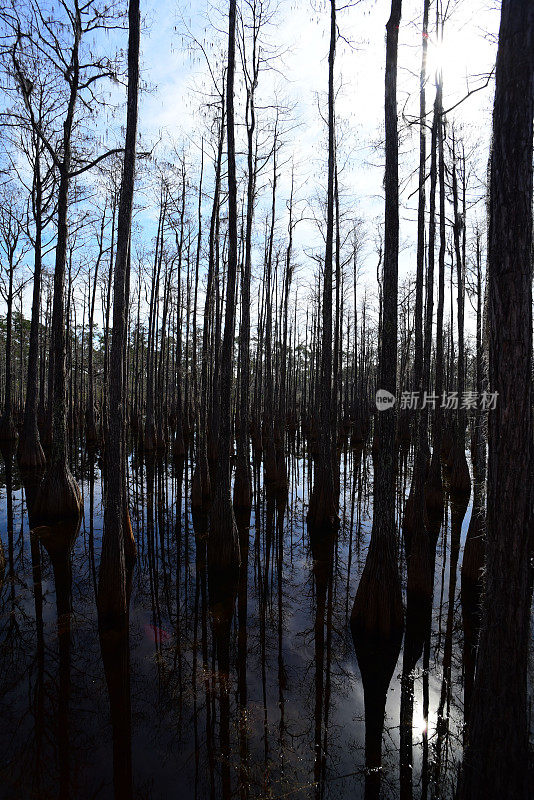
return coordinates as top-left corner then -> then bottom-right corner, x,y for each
351,5 -> 403,799
33,11 -> 82,524
423,60 -> 444,528
96,1 -> 139,795
208,0 -> 240,572
0,252 -> 15,442
86,210 -> 106,446
234,19 -> 259,514
413,0 -> 428,395
192,95 -> 225,519
18,141 -> 46,468
460,229 -> 486,723
307,0 -> 338,538
103,195 -> 116,435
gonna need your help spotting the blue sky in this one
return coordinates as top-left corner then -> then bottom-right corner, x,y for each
132,0 -> 499,332
1,0 -> 500,339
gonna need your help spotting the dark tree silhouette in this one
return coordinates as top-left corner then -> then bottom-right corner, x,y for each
307,0 -> 338,540
351,2 -> 403,798
96,0 -> 140,795
208,0 -> 240,573
459,2 -> 534,798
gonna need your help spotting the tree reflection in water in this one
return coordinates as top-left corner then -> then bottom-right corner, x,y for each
0,438 -> 505,800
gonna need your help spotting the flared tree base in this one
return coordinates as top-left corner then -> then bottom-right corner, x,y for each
208,481 -> 240,572
449,442 -> 471,504
33,516 -> 81,567
307,467 -> 339,545
425,448 -> 444,537
173,430 -> 185,460
32,462 -> 83,527
0,413 -> 17,443
233,463 -> 252,513
17,429 -> 46,470
191,458 -> 211,515
351,555 -> 404,800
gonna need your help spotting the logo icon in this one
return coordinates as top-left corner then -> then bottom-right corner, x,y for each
376,389 -> 395,411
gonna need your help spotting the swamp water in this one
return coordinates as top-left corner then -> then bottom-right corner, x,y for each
0,439 -> 515,799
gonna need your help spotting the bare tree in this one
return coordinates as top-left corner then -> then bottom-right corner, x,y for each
351,2 -> 404,798
7,0 -> 126,522
96,0 -> 140,794
307,0 -> 338,540
0,190 -> 28,441
208,0 -> 240,572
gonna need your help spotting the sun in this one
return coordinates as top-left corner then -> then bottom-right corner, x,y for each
427,37 -> 447,77
425,30 -> 474,88
427,36 -> 455,77
413,707 -> 428,737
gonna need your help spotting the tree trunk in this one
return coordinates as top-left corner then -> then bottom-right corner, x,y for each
351,4 -> 403,799
0,248 -> 16,442
97,1 -> 140,795
307,0 -> 338,539
459,2 -> 534,798
86,210 -> 106,447
234,16 -> 259,515
33,11 -> 82,524
208,0 -> 240,573
18,140 -> 46,468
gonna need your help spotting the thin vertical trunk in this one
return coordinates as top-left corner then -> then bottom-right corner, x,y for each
0,250 -> 16,442
103,195 -> 117,434
423,42 -> 444,528
307,0 -> 338,538
33,8 -> 82,523
86,209 -> 107,446
351,4 -> 404,798
18,137 -> 46,468
192,92 -> 225,516
460,229 -> 486,721
208,0 -> 240,572
234,14 -> 259,514
413,0 -> 428,395
97,2 -> 140,796
451,132 -> 465,435
433,34 -> 446,460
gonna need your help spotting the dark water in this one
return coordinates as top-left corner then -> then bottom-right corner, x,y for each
0,440 -> 486,799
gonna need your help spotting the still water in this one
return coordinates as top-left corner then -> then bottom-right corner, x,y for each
0,439 -> 481,799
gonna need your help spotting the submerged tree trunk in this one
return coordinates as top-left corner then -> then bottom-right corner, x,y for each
18,140 -> 46,468
97,0 -> 139,630
96,1 -> 140,796
33,10 -> 82,524
413,0 -> 428,398
86,210 -> 107,447
351,3 -> 403,799
192,94 -> 225,521
459,3 -> 534,798
233,14 -> 259,515
307,0 -> 338,539
208,0 -> 240,573
0,239 -> 16,442
461,230 -> 486,723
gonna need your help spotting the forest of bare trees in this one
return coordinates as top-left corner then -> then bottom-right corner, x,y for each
0,0 -> 532,798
